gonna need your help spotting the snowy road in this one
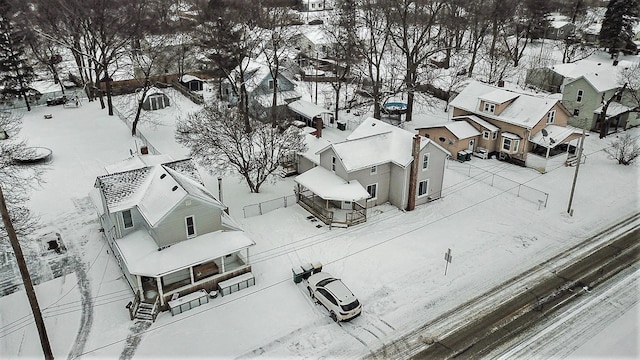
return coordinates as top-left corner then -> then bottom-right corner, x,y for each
364,212 -> 640,359
491,263 -> 639,359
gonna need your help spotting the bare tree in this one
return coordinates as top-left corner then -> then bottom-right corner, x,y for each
386,0 -> 445,122
355,0 -> 391,119
175,104 -> 306,193
604,133 -> 640,165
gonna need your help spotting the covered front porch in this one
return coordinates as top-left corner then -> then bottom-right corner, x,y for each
294,166 -> 370,228
116,229 -> 255,309
527,125 -> 583,173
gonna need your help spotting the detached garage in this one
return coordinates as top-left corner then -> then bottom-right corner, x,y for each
141,87 -> 170,111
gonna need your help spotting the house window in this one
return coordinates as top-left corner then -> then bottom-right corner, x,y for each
483,130 -> 490,140
268,79 -> 276,90
122,209 -> 133,229
502,138 -> 512,151
483,102 -> 496,113
492,132 -> 498,140
418,179 -> 429,198
366,183 -> 377,200
422,153 -> 430,170
438,137 -> 446,142
573,109 -> 580,116
546,110 -> 556,124
331,156 -> 336,172
513,139 -> 520,152
185,216 -> 196,238
576,89 -> 583,103
370,165 -> 377,175
615,92 -> 622,101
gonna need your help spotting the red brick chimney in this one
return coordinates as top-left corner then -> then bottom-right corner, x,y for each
406,134 -> 421,211
314,117 -> 323,138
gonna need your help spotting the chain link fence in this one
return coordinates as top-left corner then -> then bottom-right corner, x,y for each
243,194 -> 297,218
447,161 -> 549,209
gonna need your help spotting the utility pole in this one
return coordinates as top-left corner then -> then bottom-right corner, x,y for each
567,127 -> 586,215
0,186 -> 53,359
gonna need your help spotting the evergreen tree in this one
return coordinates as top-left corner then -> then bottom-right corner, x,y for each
599,0 -> 640,57
0,0 -> 35,111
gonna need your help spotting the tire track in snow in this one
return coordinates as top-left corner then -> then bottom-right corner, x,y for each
66,250 -> 94,360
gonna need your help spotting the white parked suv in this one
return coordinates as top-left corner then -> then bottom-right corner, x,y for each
305,272 -> 362,322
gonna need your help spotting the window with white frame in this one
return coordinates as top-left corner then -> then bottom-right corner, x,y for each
502,137 -> 512,151
418,179 -> 430,198
370,165 -> 377,175
576,89 -> 583,103
331,156 -> 336,171
422,153 -> 430,170
122,209 -> 133,229
185,216 -> 196,238
483,130 -> 490,139
366,183 -> 377,199
546,110 -> 556,124
513,139 -> 520,152
492,131 -> 498,140
483,102 -> 496,113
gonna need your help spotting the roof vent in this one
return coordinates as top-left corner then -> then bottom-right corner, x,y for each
172,185 -> 178,191
160,173 -> 166,179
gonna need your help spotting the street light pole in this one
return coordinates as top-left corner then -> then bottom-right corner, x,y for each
567,127 -> 586,215
315,51 -> 318,105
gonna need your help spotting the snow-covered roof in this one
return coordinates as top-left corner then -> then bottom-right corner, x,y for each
502,132 -> 521,140
568,73 -> 621,93
104,154 -> 174,174
529,125 -> 582,148
300,133 -> 331,165
593,102 -> 635,118
180,74 -> 204,83
138,87 -> 167,101
294,166 -> 370,202
479,89 -> 519,104
449,81 -> 561,130
551,58 -> 638,91
453,115 -> 500,132
329,117 -> 422,170
116,229 -> 255,277
254,90 -> 301,108
418,121 -> 481,140
288,100 -> 332,120
96,158 -> 225,227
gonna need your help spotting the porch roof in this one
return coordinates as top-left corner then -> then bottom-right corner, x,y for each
295,166 -> 370,202
593,102 -> 634,118
116,229 -> 255,278
501,132 -> 521,140
288,99 -> 332,121
530,125 -> 582,148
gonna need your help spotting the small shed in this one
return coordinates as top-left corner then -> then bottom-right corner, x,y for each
141,87 -> 170,111
180,74 -> 204,92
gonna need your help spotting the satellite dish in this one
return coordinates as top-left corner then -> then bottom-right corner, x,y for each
541,128 -> 548,137
550,138 -> 556,144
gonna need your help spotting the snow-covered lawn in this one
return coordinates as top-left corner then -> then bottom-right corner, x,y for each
0,82 -> 638,358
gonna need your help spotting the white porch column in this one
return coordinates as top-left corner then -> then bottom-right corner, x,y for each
220,256 -> 226,273
136,275 -> 144,301
189,267 -> 195,284
156,277 -> 165,306
545,145 -> 551,159
246,248 -> 250,264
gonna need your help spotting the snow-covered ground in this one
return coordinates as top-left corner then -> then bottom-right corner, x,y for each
1,43 -> 639,358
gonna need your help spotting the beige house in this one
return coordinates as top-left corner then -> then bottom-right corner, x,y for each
417,121 -> 481,161
448,81 -> 583,173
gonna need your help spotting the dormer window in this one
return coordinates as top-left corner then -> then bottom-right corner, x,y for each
483,102 -> 496,114
546,110 -> 556,124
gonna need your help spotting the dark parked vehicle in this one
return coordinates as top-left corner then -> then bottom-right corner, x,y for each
46,96 -> 67,106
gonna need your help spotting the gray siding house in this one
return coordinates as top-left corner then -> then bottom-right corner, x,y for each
221,59 -> 300,119
92,155 -> 255,317
294,117 -> 450,227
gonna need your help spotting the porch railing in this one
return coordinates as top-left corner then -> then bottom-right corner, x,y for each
297,191 -> 333,225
